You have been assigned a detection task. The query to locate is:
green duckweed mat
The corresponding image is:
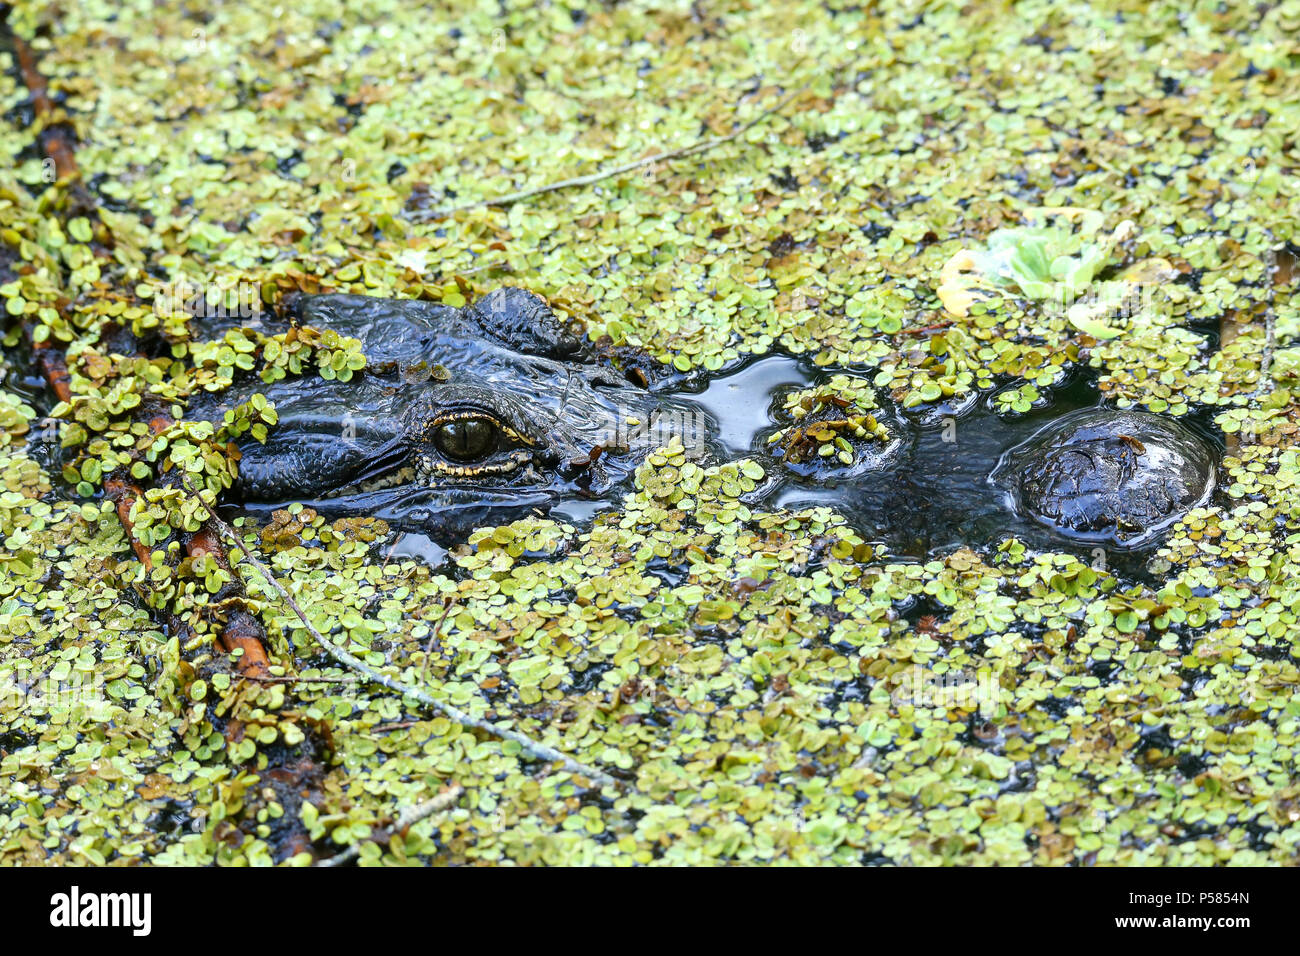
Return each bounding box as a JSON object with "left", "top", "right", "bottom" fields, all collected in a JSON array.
[{"left": 1, "top": 0, "right": 1298, "bottom": 865}]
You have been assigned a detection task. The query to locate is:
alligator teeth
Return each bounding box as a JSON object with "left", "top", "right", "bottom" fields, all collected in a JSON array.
[
  {"left": 415, "top": 448, "right": 533, "bottom": 480},
  {"left": 324, "top": 465, "right": 419, "bottom": 498}
]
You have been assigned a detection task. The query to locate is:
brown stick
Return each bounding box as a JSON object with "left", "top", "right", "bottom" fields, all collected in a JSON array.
[
  {"left": 135, "top": 413, "right": 273, "bottom": 677},
  {"left": 101, "top": 477, "right": 271, "bottom": 677},
  {"left": 8, "top": 21, "right": 271, "bottom": 679},
  {"left": 418, "top": 597, "right": 455, "bottom": 688},
  {"left": 32, "top": 340, "right": 72, "bottom": 402},
  {"left": 186, "top": 525, "right": 273, "bottom": 678},
  {"left": 102, "top": 478, "right": 154, "bottom": 568},
  {"left": 11, "top": 30, "right": 79, "bottom": 182}
]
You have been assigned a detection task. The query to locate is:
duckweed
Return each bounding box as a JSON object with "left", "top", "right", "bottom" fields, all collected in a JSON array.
[{"left": 0, "top": 0, "right": 1296, "bottom": 866}]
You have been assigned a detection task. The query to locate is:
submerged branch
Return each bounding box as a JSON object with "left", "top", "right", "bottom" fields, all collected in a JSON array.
[
  {"left": 8, "top": 25, "right": 272, "bottom": 679},
  {"left": 188, "top": 485, "right": 623, "bottom": 790},
  {"left": 315, "top": 785, "right": 464, "bottom": 867},
  {"left": 10, "top": 29, "right": 79, "bottom": 182}
]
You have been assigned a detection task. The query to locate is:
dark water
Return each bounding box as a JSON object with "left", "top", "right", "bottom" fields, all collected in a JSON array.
[
  {"left": 384, "top": 531, "right": 450, "bottom": 567},
  {"left": 685, "top": 354, "right": 809, "bottom": 458}
]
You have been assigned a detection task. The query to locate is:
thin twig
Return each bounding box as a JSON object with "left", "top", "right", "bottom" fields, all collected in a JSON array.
[
  {"left": 413, "top": 78, "right": 814, "bottom": 221},
  {"left": 1107, "top": 701, "right": 1175, "bottom": 723},
  {"left": 238, "top": 673, "right": 360, "bottom": 685},
  {"left": 1254, "top": 305, "right": 1276, "bottom": 398},
  {"left": 183, "top": 482, "right": 620, "bottom": 789},
  {"left": 316, "top": 785, "right": 464, "bottom": 867},
  {"left": 378, "top": 531, "right": 406, "bottom": 571},
  {"left": 372, "top": 720, "right": 423, "bottom": 732},
  {"left": 420, "top": 596, "right": 455, "bottom": 688},
  {"left": 454, "top": 259, "right": 510, "bottom": 277},
  {"left": 1247, "top": 243, "right": 1282, "bottom": 398}
]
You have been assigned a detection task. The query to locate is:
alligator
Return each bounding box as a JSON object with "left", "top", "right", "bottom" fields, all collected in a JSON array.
[
  {"left": 183, "top": 288, "right": 1217, "bottom": 552},
  {"left": 187, "top": 287, "right": 711, "bottom": 535}
]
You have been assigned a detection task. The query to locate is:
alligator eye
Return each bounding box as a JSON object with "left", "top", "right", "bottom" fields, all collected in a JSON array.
[{"left": 434, "top": 418, "right": 496, "bottom": 461}]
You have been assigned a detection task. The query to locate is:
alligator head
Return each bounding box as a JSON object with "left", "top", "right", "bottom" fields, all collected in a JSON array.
[{"left": 188, "top": 288, "right": 711, "bottom": 534}]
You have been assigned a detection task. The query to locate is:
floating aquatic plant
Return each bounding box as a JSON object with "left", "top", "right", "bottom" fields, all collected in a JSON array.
[
  {"left": 937, "top": 208, "right": 1161, "bottom": 339},
  {"left": 768, "top": 375, "right": 895, "bottom": 472}
]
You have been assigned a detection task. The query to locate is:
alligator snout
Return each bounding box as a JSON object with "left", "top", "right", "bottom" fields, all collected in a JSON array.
[{"left": 990, "top": 408, "right": 1217, "bottom": 547}]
